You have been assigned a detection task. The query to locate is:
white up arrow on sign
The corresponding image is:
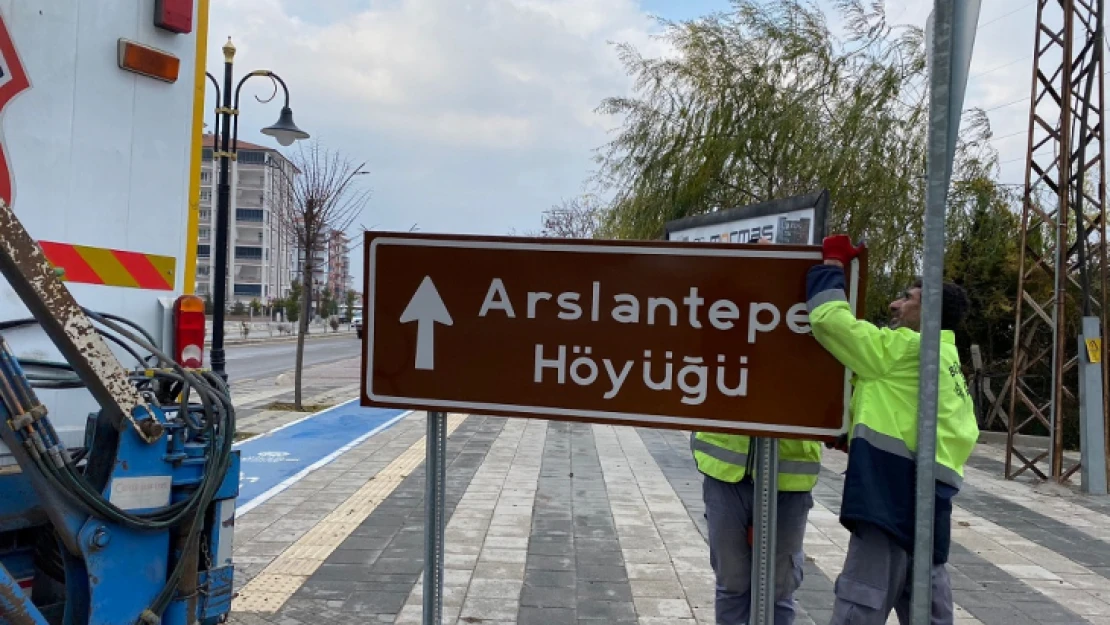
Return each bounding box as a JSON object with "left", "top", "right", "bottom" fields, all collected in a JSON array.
[{"left": 399, "top": 276, "right": 453, "bottom": 370}]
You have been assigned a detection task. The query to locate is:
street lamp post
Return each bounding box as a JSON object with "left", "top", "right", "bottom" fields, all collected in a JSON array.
[{"left": 206, "top": 37, "right": 309, "bottom": 380}]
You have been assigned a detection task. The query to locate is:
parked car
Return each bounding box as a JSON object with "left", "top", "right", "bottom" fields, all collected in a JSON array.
[{"left": 353, "top": 315, "right": 363, "bottom": 339}]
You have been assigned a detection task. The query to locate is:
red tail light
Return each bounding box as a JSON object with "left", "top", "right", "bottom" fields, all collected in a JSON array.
[{"left": 174, "top": 294, "right": 206, "bottom": 368}]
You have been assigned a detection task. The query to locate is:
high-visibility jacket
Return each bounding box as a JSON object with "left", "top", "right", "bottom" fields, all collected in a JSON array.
[
  {"left": 691, "top": 433, "right": 823, "bottom": 492},
  {"left": 805, "top": 264, "right": 979, "bottom": 564}
]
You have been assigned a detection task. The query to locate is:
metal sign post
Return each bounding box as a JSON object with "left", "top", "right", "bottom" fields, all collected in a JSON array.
[
  {"left": 749, "top": 438, "right": 779, "bottom": 624},
  {"left": 422, "top": 411, "right": 448, "bottom": 625},
  {"left": 916, "top": 2, "right": 980, "bottom": 623}
]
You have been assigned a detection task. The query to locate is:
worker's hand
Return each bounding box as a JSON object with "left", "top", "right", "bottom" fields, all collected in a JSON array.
[
  {"left": 822, "top": 235, "right": 864, "bottom": 267},
  {"left": 824, "top": 434, "right": 849, "bottom": 453}
]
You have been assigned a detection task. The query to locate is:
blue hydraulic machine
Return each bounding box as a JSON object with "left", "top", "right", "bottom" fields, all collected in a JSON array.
[{"left": 0, "top": 196, "right": 240, "bottom": 624}]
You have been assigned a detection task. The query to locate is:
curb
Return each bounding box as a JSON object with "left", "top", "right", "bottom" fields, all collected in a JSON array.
[{"left": 205, "top": 331, "right": 358, "bottom": 348}]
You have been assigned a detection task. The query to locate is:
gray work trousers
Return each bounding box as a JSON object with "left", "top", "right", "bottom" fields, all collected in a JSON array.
[
  {"left": 830, "top": 522, "right": 953, "bottom": 625},
  {"left": 703, "top": 475, "right": 813, "bottom": 625}
]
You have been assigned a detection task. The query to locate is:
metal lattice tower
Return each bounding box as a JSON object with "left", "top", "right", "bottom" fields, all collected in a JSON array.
[{"left": 1005, "top": 0, "right": 1108, "bottom": 482}]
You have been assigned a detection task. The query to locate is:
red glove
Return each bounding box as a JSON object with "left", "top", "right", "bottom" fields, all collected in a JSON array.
[{"left": 822, "top": 235, "right": 864, "bottom": 266}]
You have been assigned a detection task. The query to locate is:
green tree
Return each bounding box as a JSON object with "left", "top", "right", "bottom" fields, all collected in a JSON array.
[
  {"left": 204, "top": 292, "right": 213, "bottom": 315},
  {"left": 286, "top": 280, "right": 302, "bottom": 323},
  {"left": 249, "top": 298, "right": 262, "bottom": 316},
  {"left": 345, "top": 290, "right": 358, "bottom": 319},
  {"left": 231, "top": 301, "right": 246, "bottom": 316},
  {"left": 943, "top": 178, "right": 1021, "bottom": 366},
  {"left": 591, "top": 0, "right": 1006, "bottom": 319},
  {"left": 320, "top": 287, "right": 334, "bottom": 319}
]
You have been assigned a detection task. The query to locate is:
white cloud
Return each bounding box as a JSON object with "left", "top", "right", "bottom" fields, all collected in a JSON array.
[
  {"left": 211, "top": 0, "right": 666, "bottom": 152},
  {"left": 208, "top": 0, "right": 672, "bottom": 285}
]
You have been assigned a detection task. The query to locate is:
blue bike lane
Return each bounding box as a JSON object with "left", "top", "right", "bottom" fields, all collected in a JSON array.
[{"left": 233, "top": 400, "right": 409, "bottom": 516}]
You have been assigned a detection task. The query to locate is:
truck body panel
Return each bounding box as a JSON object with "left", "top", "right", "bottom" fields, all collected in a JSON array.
[{"left": 0, "top": 0, "right": 200, "bottom": 464}]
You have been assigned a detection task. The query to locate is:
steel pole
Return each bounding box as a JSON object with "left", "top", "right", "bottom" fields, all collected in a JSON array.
[
  {"left": 423, "top": 412, "right": 447, "bottom": 625},
  {"left": 750, "top": 438, "right": 778, "bottom": 625},
  {"left": 210, "top": 44, "right": 235, "bottom": 381},
  {"left": 913, "top": 2, "right": 954, "bottom": 622}
]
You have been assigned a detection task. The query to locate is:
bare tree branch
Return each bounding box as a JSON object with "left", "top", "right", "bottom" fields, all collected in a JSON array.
[
  {"left": 270, "top": 137, "right": 372, "bottom": 408},
  {"left": 529, "top": 195, "right": 605, "bottom": 239}
]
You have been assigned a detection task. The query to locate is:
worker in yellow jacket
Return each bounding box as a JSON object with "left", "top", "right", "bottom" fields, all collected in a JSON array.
[
  {"left": 807, "top": 235, "right": 979, "bottom": 625},
  {"left": 691, "top": 234, "right": 825, "bottom": 625},
  {"left": 691, "top": 433, "right": 823, "bottom": 624}
]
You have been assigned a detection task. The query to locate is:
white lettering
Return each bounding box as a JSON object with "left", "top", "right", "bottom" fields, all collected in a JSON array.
[
  {"left": 716, "top": 354, "right": 748, "bottom": 397},
  {"left": 786, "top": 303, "right": 810, "bottom": 334},
  {"left": 684, "top": 288, "right": 704, "bottom": 329},
  {"left": 647, "top": 297, "right": 678, "bottom": 326},
  {"left": 557, "top": 292, "right": 582, "bottom": 320},
  {"left": 534, "top": 344, "right": 566, "bottom": 383},
  {"left": 708, "top": 300, "right": 740, "bottom": 330},
  {"left": 612, "top": 294, "right": 639, "bottom": 324},
  {"left": 527, "top": 291, "right": 552, "bottom": 318},
  {"left": 480, "top": 278, "right": 515, "bottom": 318},
  {"left": 677, "top": 356, "right": 708, "bottom": 405},
  {"left": 602, "top": 359, "right": 633, "bottom": 399},
  {"left": 747, "top": 302, "right": 781, "bottom": 343},
  {"left": 570, "top": 346, "right": 599, "bottom": 385},
  {"left": 534, "top": 347, "right": 754, "bottom": 404},
  {"left": 643, "top": 350, "right": 674, "bottom": 390},
  {"left": 591, "top": 281, "right": 601, "bottom": 321}
]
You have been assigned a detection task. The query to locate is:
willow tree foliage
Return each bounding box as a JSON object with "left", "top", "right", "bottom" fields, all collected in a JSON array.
[{"left": 591, "top": 0, "right": 1010, "bottom": 317}]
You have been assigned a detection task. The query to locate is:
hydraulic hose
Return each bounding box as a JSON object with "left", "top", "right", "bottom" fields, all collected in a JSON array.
[{"left": 0, "top": 309, "right": 236, "bottom": 624}]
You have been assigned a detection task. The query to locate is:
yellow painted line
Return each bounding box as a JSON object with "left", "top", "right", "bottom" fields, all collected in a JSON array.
[
  {"left": 183, "top": 0, "right": 210, "bottom": 295},
  {"left": 232, "top": 414, "right": 468, "bottom": 614}
]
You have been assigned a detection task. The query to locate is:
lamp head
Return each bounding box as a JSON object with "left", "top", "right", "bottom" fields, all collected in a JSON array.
[{"left": 261, "top": 107, "right": 310, "bottom": 147}]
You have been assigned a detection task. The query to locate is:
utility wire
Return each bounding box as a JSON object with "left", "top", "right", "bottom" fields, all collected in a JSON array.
[{"left": 977, "top": 1, "right": 1036, "bottom": 30}]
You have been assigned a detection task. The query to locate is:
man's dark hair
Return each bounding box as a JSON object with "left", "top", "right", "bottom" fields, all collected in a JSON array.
[{"left": 912, "top": 278, "right": 970, "bottom": 332}]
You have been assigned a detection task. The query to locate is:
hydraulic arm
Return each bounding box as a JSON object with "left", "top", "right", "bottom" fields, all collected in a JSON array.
[{"left": 0, "top": 196, "right": 240, "bottom": 625}]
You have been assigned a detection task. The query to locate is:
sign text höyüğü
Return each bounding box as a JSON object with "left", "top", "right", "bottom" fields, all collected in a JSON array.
[{"left": 477, "top": 278, "right": 812, "bottom": 405}]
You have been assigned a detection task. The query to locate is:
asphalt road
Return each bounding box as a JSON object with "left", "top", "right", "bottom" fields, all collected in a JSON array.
[{"left": 211, "top": 336, "right": 363, "bottom": 383}]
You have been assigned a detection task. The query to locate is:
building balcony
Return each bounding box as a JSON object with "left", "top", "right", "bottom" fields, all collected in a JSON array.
[
  {"left": 238, "top": 173, "right": 265, "bottom": 189},
  {"left": 236, "top": 208, "right": 265, "bottom": 223},
  {"left": 233, "top": 283, "right": 263, "bottom": 297},
  {"left": 234, "top": 246, "right": 264, "bottom": 264}
]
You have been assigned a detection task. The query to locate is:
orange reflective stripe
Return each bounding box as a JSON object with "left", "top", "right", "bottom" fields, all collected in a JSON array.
[{"left": 38, "top": 241, "right": 176, "bottom": 291}]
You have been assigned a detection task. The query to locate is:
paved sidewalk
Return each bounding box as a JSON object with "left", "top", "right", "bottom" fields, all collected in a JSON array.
[{"left": 227, "top": 415, "right": 1110, "bottom": 625}]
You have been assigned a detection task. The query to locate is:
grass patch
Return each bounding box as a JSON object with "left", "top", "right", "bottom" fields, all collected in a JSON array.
[
  {"left": 234, "top": 431, "right": 258, "bottom": 442},
  {"left": 262, "top": 401, "right": 335, "bottom": 413}
]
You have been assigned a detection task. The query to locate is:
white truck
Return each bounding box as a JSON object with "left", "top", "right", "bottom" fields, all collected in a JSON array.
[{"left": 0, "top": 0, "right": 207, "bottom": 466}]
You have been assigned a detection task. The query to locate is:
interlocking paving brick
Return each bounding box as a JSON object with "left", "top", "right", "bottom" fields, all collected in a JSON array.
[
  {"left": 816, "top": 464, "right": 1088, "bottom": 624},
  {"left": 514, "top": 421, "right": 640, "bottom": 622},
  {"left": 230, "top": 409, "right": 1110, "bottom": 625},
  {"left": 241, "top": 415, "right": 505, "bottom": 622},
  {"left": 637, "top": 428, "right": 838, "bottom": 619}
]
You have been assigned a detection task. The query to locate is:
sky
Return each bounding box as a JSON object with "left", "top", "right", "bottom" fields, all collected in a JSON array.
[{"left": 206, "top": 0, "right": 1049, "bottom": 288}]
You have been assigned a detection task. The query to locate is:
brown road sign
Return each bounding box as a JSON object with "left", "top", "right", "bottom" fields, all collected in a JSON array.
[{"left": 361, "top": 232, "right": 865, "bottom": 439}]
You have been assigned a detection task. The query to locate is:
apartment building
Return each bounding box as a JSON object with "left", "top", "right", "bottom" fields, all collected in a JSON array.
[
  {"left": 326, "top": 230, "right": 352, "bottom": 300},
  {"left": 196, "top": 135, "right": 298, "bottom": 308}
]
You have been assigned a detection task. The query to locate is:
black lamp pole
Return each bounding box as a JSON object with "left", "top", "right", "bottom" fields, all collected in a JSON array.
[{"left": 205, "top": 37, "right": 309, "bottom": 380}]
